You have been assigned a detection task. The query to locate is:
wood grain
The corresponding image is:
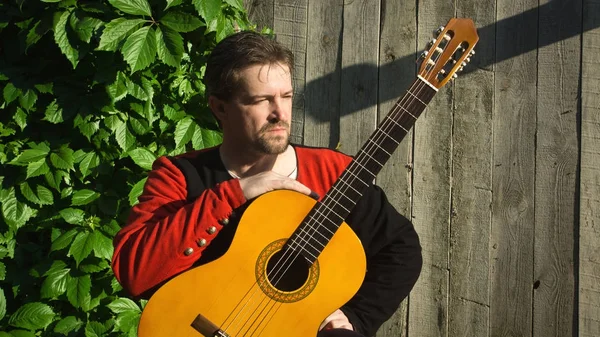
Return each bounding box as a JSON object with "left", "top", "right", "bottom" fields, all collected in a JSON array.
[
  {"left": 244, "top": 0, "right": 274, "bottom": 31},
  {"left": 272, "top": 0, "right": 308, "bottom": 145},
  {"left": 338, "top": 0, "right": 380, "bottom": 156},
  {"left": 375, "top": 0, "right": 417, "bottom": 335},
  {"left": 448, "top": 2, "right": 496, "bottom": 336},
  {"left": 580, "top": 0, "right": 600, "bottom": 334},
  {"left": 533, "top": 0, "right": 580, "bottom": 336},
  {"left": 490, "top": 0, "right": 538, "bottom": 335},
  {"left": 409, "top": 1, "right": 455, "bottom": 336},
  {"left": 303, "top": 0, "right": 343, "bottom": 148}
]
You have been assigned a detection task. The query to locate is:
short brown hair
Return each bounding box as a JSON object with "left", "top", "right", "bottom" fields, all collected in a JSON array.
[{"left": 204, "top": 31, "right": 294, "bottom": 100}]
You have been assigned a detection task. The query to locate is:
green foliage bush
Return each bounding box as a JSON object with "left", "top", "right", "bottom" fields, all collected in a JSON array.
[{"left": 0, "top": 0, "right": 256, "bottom": 335}]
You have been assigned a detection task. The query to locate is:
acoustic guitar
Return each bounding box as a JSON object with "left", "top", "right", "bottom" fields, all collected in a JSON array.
[{"left": 138, "top": 18, "right": 479, "bottom": 337}]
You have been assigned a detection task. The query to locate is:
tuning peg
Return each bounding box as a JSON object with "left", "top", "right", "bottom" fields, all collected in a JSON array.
[
  {"left": 458, "top": 66, "right": 464, "bottom": 72},
  {"left": 452, "top": 73, "right": 458, "bottom": 79},
  {"left": 420, "top": 50, "right": 429, "bottom": 59},
  {"left": 435, "top": 26, "right": 445, "bottom": 34},
  {"left": 429, "top": 38, "right": 437, "bottom": 46},
  {"left": 469, "top": 50, "right": 476, "bottom": 56},
  {"left": 465, "top": 57, "right": 471, "bottom": 63},
  {"left": 461, "top": 61, "right": 467, "bottom": 67},
  {"left": 440, "top": 69, "right": 446, "bottom": 75}
]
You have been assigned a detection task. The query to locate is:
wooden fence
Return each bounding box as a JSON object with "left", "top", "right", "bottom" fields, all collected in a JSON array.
[{"left": 243, "top": 0, "right": 599, "bottom": 336}]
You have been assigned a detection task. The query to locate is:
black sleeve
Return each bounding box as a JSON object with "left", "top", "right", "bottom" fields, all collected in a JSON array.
[{"left": 340, "top": 185, "right": 422, "bottom": 337}]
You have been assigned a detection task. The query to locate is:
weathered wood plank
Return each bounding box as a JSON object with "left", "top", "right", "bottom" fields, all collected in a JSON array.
[
  {"left": 375, "top": 0, "right": 417, "bottom": 335},
  {"left": 409, "top": 1, "right": 455, "bottom": 336},
  {"left": 338, "top": 0, "right": 380, "bottom": 155},
  {"left": 244, "top": 0, "right": 274, "bottom": 31},
  {"left": 490, "top": 0, "right": 538, "bottom": 335},
  {"left": 580, "top": 0, "right": 600, "bottom": 334},
  {"left": 533, "top": 0, "right": 580, "bottom": 336},
  {"left": 303, "top": 0, "right": 343, "bottom": 148},
  {"left": 272, "top": 0, "right": 308, "bottom": 145},
  {"left": 448, "top": 3, "right": 496, "bottom": 337}
]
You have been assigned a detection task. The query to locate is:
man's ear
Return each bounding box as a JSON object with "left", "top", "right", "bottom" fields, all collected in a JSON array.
[{"left": 208, "top": 95, "right": 227, "bottom": 122}]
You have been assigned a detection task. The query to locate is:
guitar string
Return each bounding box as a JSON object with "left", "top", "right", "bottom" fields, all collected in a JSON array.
[
  {"left": 223, "top": 37, "right": 449, "bottom": 336},
  {"left": 231, "top": 78, "right": 431, "bottom": 337},
  {"left": 226, "top": 77, "right": 432, "bottom": 337}
]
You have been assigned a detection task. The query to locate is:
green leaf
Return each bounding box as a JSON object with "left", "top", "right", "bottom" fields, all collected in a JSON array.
[
  {"left": 3, "top": 83, "right": 21, "bottom": 104},
  {"left": 97, "top": 18, "right": 146, "bottom": 51},
  {"left": 54, "top": 316, "right": 84, "bottom": 335},
  {"left": 121, "top": 26, "right": 156, "bottom": 73},
  {"left": 128, "top": 177, "right": 147, "bottom": 206},
  {"left": 79, "top": 152, "right": 100, "bottom": 178},
  {"left": 13, "top": 107, "right": 27, "bottom": 131},
  {"left": 68, "top": 231, "right": 95, "bottom": 266},
  {"left": 115, "top": 123, "right": 136, "bottom": 152},
  {"left": 193, "top": 0, "right": 221, "bottom": 23},
  {"left": 51, "top": 228, "right": 79, "bottom": 252},
  {"left": 44, "top": 100, "right": 64, "bottom": 124},
  {"left": 159, "top": 11, "right": 203, "bottom": 32},
  {"left": 20, "top": 182, "right": 41, "bottom": 204},
  {"left": 0, "top": 288, "right": 5, "bottom": 321},
  {"left": 35, "top": 83, "right": 53, "bottom": 94},
  {"left": 0, "top": 262, "right": 5, "bottom": 280},
  {"left": 165, "top": 0, "right": 183, "bottom": 10},
  {"left": 70, "top": 13, "right": 103, "bottom": 43},
  {"left": 92, "top": 231, "right": 114, "bottom": 260},
  {"left": 225, "top": 0, "right": 244, "bottom": 11},
  {"left": 9, "top": 148, "right": 50, "bottom": 166},
  {"left": 128, "top": 148, "right": 156, "bottom": 170},
  {"left": 5, "top": 331, "right": 36, "bottom": 337},
  {"left": 1, "top": 188, "right": 34, "bottom": 230},
  {"left": 41, "top": 263, "right": 70, "bottom": 299},
  {"left": 163, "top": 105, "right": 186, "bottom": 121},
  {"left": 84, "top": 321, "right": 107, "bottom": 337},
  {"left": 174, "top": 117, "right": 197, "bottom": 148},
  {"left": 50, "top": 147, "right": 75, "bottom": 170},
  {"left": 107, "top": 71, "right": 129, "bottom": 101},
  {"left": 104, "top": 114, "right": 125, "bottom": 133},
  {"left": 114, "top": 311, "right": 140, "bottom": 333},
  {"left": 8, "top": 302, "right": 56, "bottom": 330},
  {"left": 66, "top": 274, "right": 92, "bottom": 309},
  {"left": 155, "top": 26, "right": 183, "bottom": 67},
  {"left": 19, "top": 89, "right": 38, "bottom": 112},
  {"left": 72, "top": 189, "right": 100, "bottom": 206},
  {"left": 59, "top": 208, "right": 85, "bottom": 225},
  {"left": 108, "top": 0, "right": 152, "bottom": 16},
  {"left": 54, "top": 11, "right": 80, "bottom": 68},
  {"left": 108, "top": 297, "right": 140, "bottom": 314},
  {"left": 37, "top": 185, "right": 54, "bottom": 205},
  {"left": 26, "top": 159, "right": 50, "bottom": 179}
]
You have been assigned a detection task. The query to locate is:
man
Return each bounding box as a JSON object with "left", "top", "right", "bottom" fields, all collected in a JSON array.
[{"left": 112, "top": 31, "right": 422, "bottom": 337}]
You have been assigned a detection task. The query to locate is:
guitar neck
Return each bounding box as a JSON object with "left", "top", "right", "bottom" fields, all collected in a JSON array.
[{"left": 291, "top": 76, "right": 438, "bottom": 262}]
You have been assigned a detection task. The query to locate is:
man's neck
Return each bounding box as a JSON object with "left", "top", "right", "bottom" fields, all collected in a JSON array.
[{"left": 219, "top": 142, "right": 296, "bottom": 179}]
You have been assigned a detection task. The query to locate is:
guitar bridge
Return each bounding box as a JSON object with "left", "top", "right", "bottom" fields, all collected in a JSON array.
[{"left": 191, "top": 313, "right": 230, "bottom": 337}]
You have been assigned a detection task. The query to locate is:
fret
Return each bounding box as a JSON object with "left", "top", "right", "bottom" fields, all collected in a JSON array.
[
  {"left": 393, "top": 102, "right": 418, "bottom": 120},
  {"left": 385, "top": 112, "right": 411, "bottom": 132},
  {"left": 340, "top": 169, "right": 369, "bottom": 187},
  {"left": 312, "top": 202, "right": 345, "bottom": 223},
  {"left": 406, "top": 90, "right": 427, "bottom": 106},
  {"left": 288, "top": 234, "right": 323, "bottom": 255},
  {"left": 319, "top": 194, "right": 352, "bottom": 215},
  {"left": 349, "top": 159, "right": 377, "bottom": 180},
  {"left": 298, "top": 222, "right": 331, "bottom": 241},
  {"left": 330, "top": 184, "right": 362, "bottom": 203},
  {"left": 366, "top": 138, "right": 392, "bottom": 156},
  {"left": 286, "top": 244, "right": 317, "bottom": 261},
  {"left": 332, "top": 178, "right": 363, "bottom": 197},
  {"left": 377, "top": 128, "right": 400, "bottom": 145},
  {"left": 357, "top": 148, "right": 384, "bottom": 167},
  {"left": 292, "top": 227, "right": 327, "bottom": 249}
]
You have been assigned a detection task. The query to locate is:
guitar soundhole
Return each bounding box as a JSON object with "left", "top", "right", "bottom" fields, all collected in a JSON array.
[{"left": 265, "top": 249, "right": 309, "bottom": 292}]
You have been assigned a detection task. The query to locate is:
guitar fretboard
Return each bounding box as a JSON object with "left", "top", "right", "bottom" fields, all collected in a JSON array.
[{"left": 288, "top": 77, "right": 438, "bottom": 263}]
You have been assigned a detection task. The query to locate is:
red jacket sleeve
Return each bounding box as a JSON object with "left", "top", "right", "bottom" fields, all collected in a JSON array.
[{"left": 111, "top": 155, "right": 246, "bottom": 298}]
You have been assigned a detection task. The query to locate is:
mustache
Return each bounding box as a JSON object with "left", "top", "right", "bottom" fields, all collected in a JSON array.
[{"left": 259, "top": 121, "right": 290, "bottom": 133}]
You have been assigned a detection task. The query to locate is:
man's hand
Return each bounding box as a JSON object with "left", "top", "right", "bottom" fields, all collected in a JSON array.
[
  {"left": 238, "top": 171, "right": 315, "bottom": 200},
  {"left": 319, "top": 309, "right": 354, "bottom": 331}
]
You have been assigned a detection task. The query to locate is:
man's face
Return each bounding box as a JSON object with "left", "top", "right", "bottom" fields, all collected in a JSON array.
[{"left": 219, "top": 63, "right": 293, "bottom": 155}]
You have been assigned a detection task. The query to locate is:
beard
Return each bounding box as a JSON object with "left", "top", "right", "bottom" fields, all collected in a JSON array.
[{"left": 254, "top": 121, "right": 290, "bottom": 154}]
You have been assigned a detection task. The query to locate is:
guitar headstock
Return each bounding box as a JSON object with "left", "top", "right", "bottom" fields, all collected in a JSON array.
[{"left": 418, "top": 18, "right": 479, "bottom": 89}]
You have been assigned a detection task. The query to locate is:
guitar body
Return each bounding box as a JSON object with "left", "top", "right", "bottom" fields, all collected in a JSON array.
[{"left": 138, "top": 190, "right": 367, "bottom": 337}]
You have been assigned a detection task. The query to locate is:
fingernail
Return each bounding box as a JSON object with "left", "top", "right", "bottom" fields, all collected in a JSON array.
[{"left": 309, "top": 191, "right": 320, "bottom": 200}]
